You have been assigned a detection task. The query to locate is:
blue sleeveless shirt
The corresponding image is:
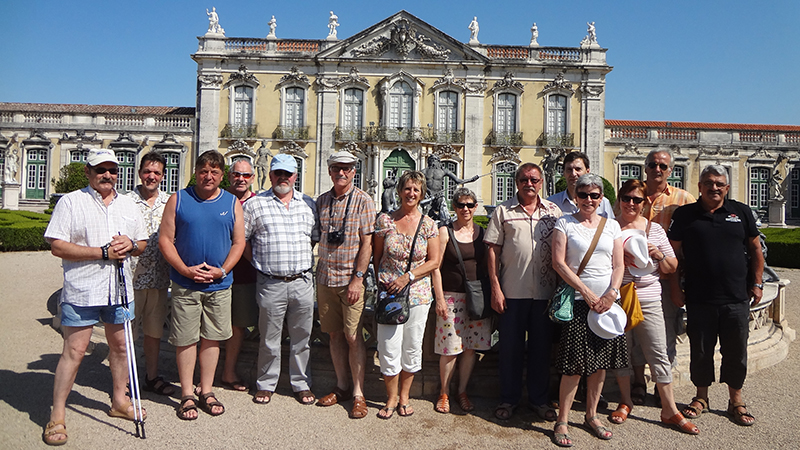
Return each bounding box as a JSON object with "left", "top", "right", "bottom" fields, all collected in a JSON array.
[{"left": 170, "top": 187, "right": 236, "bottom": 292}]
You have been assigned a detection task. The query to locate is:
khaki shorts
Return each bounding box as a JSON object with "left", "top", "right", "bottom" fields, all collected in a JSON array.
[
  {"left": 231, "top": 283, "right": 258, "bottom": 328},
  {"left": 317, "top": 284, "right": 364, "bottom": 336},
  {"left": 168, "top": 284, "right": 232, "bottom": 347},
  {"left": 133, "top": 288, "right": 170, "bottom": 339}
]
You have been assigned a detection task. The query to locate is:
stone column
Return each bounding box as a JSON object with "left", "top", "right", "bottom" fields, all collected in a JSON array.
[
  {"left": 580, "top": 83, "right": 606, "bottom": 177},
  {"left": 316, "top": 85, "right": 339, "bottom": 196},
  {"left": 197, "top": 73, "right": 223, "bottom": 158},
  {"left": 464, "top": 81, "right": 487, "bottom": 205}
]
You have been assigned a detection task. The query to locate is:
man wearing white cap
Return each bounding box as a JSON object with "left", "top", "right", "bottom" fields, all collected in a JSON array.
[
  {"left": 244, "top": 153, "right": 320, "bottom": 406},
  {"left": 43, "top": 148, "right": 148, "bottom": 445},
  {"left": 315, "top": 151, "right": 376, "bottom": 418}
]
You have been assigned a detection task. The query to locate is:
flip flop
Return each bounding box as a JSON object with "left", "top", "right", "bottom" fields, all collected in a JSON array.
[
  {"left": 398, "top": 404, "right": 414, "bottom": 417},
  {"left": 377, "top": 406, "right": 396, "bottom": 420}
]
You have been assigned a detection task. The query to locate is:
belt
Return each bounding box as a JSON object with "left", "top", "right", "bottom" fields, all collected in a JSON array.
[{"left": 258, "top": 269, "right": 310, "bottom": 282}]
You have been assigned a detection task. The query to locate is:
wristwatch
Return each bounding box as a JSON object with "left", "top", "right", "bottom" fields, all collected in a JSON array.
[
  {"left": 753, "top": 283, "right": 764, "bottom": 290},
  {"left": 355, "top": 271, "right": 364, "bottom": 278},
  {"left": 407, "top": 271, "right": 415, "bottom": 281},
  {"left": 101, "top": 243, "right": 111, "bottom": 260},
  {"left": 129, "top": 239, "right": 139, "bottom": 254},
  {"left": 220, "top": 267, "right": 228, "bottom": 279}
]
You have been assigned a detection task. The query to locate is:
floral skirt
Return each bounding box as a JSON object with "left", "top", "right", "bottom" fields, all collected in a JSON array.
[{"left": 434, "top": 291, "right": 492, "bottom": 355}]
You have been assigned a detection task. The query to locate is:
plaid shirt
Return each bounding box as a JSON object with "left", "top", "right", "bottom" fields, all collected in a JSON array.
[
  {"left": 243, "top": 189, "right": 319, "bottom": 277},
  {"left": 644, "top": 184, "right": 696, "bottom": 231},
  {"left": 126, "top": 186, "right": 171, "bottom": 290},
  {"left": 45, "top": 186, "right": 147, "bottom": 307},
  {"left": 316, "top": 186, "right": 376, "bottom": 287}
]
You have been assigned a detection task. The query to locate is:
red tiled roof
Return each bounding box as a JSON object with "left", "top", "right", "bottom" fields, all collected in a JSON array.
[
  {"left": 606, "top": 119, "right": 800, "bottom": 132},
  {"left": 0, "top": 102, "right": 195, "bottom": 116}
]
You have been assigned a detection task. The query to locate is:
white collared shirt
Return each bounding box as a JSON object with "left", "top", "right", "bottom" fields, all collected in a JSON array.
[{"left": 45, "top": 186, "right": 147, "bottom": 307}]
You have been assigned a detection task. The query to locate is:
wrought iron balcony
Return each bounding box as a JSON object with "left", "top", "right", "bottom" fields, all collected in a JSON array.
[
  {"left": 369, "top": 126, "right": 424, "bottom": 143},
  {"left": 274, "top": 125, "right": 310, "bottom": 140},
  {"left": 423, "top": 129, "right": 465, "bottom": 144},
  {"left": 489, "top": 130, "right": 524, "bottom": 146},
  {"left": 220, "top": 123, "right": 258, "bottom": 138},
  {"left": 335, "top": 127, "right": 367, "bottom": 142},
  {"left": 538, "top": 133, "right": 574, "bottom": 147}
]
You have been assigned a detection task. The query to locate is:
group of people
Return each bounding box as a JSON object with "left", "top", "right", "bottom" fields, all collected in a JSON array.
[{"left": 42, "top": 146, "right": 763, "bottom": 447}]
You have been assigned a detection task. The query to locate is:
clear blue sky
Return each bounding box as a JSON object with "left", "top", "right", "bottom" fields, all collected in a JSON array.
[{"left": 2, "top": 0, "right": 798, "bottom": 125}]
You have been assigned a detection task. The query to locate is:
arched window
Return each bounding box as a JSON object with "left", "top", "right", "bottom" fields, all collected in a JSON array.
[
  {"left": 389, "top": 81, "right": 413, "bottom": 129},
  {"left": 495, "top": 161, "right": 518, "bottom": 204}
]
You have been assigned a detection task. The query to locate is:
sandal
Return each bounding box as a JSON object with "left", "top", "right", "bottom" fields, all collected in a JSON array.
[
  {"left": 661, "top": 412, "right": 699, "bottom": 435},
  {"left": 584, "top": 415, "right": 613, "bottom": 440},
  {"left": 377, "top": 406, "right": 396, "bottom": 420},
  {"left": 682, "top": 397, "right": 709, "bottom": 419},
  {"left": 253, "top": 390, "right": 273, "bottom": 405},
  {"left": 144, "top": 375, "right": 175, "bottom": 396},
  {"left": 295, "top": 390, "right": 315, "bottom": 405},
  {"left": 610, "top": 403, "right": 632, "bottom": 424},
  {"left": 350, "top": 395, "right": 368, "bottom": 419},
  {"left": 727, "top": 400, "right": 755, "bottom": 426},
  {"left": 43, "top": 420, "right": 68, "bottom": 446},
  {"left": 494, "top": 402, "right": 516, "bottom": 420},
  {"left": 531, "top": 403, "right": 557, "bottom": 422},
  {"left": 457, "top": 392, "right": 474, "bottom": 412},
  {"left": 220, "top": 379, "right": 248, "bottom": 392},
  {"left": 398, "top": 404, "right": 414, "bottom": 417},
  {"left": 317, "top": 386, "right": 352, "bottom": 406},
  {"left": 107, "top": 401, "right": 146, "bottom": 421},
  {"left": 176, "top": 396, "right": 198, "bottom": 421},
  {"left": 198, "top": 391, "right": 225, "bottom": 416},
  {"left": 435, "top": 394, "right": 450, "bottom": 413},
  {"left": 552, "top": 421, "right": 573, "bottom": 448},
  {"left": 631, "top": 382, "right": 647, "bottom": 406}
]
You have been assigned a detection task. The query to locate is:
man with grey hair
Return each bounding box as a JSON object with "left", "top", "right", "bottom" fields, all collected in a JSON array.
[
  {"left": 315, "top": 151, "right": 375, "bottom": 418},
  {"left": 485, "top": 162, "right": 562, "bottom": 421},
  {"left": 668, "top": 165, "right": 763, "bottom": 427}
]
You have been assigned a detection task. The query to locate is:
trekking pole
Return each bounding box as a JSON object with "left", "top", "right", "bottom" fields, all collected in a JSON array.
[{"left": 116, "top": 256, "right": 146, "bottom": 439}]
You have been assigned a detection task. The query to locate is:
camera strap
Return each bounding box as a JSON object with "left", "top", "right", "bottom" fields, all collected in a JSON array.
[{"left": 328, "top": 188, "right": 354, "bottom": 233}]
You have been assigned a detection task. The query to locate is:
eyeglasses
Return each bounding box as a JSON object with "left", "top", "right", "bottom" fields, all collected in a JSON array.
[
  {"left": 92, "top": 167, "right": 119, "bottom": 175},
  {"left": 620, "top": 195, "right": 645, "bottom": 204},
  {"left": 231, "top": 171, "right": 253, "bottom": 179},
  {"left": 701, "top": 180, "right": 728, "bottom": 189},
  {"left": 454, "top": 201, "right": 477, "bottom": 209},
  {"left": 329, "top": 165, "right": 354, "bottom": 173},
  {"left": 647, "top": 162, "right": 670, "bottom": 171},
  {"left": 517, "top": 177, "right": 542, "bottom": 184},
  {"left": 576, "top": 191, "right": 602, "bottom": 200}
]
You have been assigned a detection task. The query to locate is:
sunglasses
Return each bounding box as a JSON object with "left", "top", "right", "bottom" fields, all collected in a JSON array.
[
  {"left": 576, "top": 191, "right": 602, "bottom": 200},
  {"left": 272, "top": 170, "right": 293, "bottom": 178},
  {"left": 647, "top": 162, "right": 669, "bottom": 171},
  {"left": 231, "top": 171, "right": 253, "bottom": 179},
  {"left": 92, "top": 167, "right": 119, "bottom": 175},
  {"left": 517, "top": 177, "right": 542, "bottom": 184},
  {"left": 454, "top": 201, "right": 477, "bottom": 209},
  {"left": 620, "top": 195, "right": 645, "bottom": 204},
  {"left": 329, "top": 165, "right": 354, "bottom": 173}
]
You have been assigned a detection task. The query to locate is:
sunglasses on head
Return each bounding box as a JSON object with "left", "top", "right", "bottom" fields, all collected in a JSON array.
[
  {"left": 620, "top": 195, "right": 645, "bottom": 204},
  {"left": 647, "top": 162, "right": 669, "bottom": 171},
  {"left": 92, "top": 167, "right": 119, "bottom": 175},
  {"left": 454, "top": 201, "right": 477, "bottom": 209},
  {"left": 231, "top": 171, "right": 253, "bottom": 179},
  {"left": 576, "top": 191, "right": 602, "bottom": 200}
]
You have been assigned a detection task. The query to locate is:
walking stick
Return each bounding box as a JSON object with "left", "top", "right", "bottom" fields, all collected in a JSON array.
[{"left": 116, "top": 257, "right": 146, "bottom": 439}]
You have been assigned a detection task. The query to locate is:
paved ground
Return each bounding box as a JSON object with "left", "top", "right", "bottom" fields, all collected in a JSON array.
[{"left": 1, "top": 250, "right": 798, "bottom": 449}]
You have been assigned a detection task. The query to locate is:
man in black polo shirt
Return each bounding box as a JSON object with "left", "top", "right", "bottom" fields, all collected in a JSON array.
[{"left": 668, "top": 164, "right": 763, "bottom": 427}]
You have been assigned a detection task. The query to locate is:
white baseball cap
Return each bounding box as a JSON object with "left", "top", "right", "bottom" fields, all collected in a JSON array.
[{"left": 87, "top": 148, "right": 119, "bottom": 166}]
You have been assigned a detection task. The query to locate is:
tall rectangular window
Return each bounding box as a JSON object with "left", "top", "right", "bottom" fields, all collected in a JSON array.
[
  {"left": 442, "top": 160, "right": 458, "bottom": 209},
  {"left": 547, "top": 94, "right": 567, "bottom": 136},
  {"left": 160, "top": 152, "right": 180, "bottom": 193},
  {"left": 668, "top": 166, "right": 685, "bottom": 189},
  {"left": 343, "top": 88, "right": 363, "bottom": 130},
  {"left": 116, "top": 151, "right": 136, "bottom": 192},
  {"left": 293, "top": 156, "right": 303, "bottom": 192},
  {"left": 495, "top": 162, "right": 517, "bottom": 204},
  {"left": 496, "top": 94, "right": 517, "bottom": 133},
  {"left": 620, "top": 164, "right": 642, "bottom": 183},
  {"left": 749, "top": 167, "right": 770, "bottom": 210},
  {"left": 389, "top": 82, "right": 412, "bottom": 128},
  {"left": 437, "top": 91, "right": 458, "bottom": 132},
  {"left": 285, "top": 87, "right": 304, "bottom": 129},
  {"left": 234, "top": 86, "right": 253, "bottom": 126}
]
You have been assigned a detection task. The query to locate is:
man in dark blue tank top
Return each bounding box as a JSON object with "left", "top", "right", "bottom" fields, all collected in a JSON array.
[{"left": 159, "top": 150, "right": 245, "bottom": 420}]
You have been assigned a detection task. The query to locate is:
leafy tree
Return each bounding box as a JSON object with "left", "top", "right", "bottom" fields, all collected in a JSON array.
[
  {"left": 53, "top": 162, "right": 89, "bottom": 193},
  {"left": 186, "top": 165, "right": 231, "bottom": 190}
]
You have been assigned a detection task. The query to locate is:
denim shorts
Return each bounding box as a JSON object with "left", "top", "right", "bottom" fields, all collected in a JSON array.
[{"left": 60, "top": 302, "right": 134, "bottom": 327}]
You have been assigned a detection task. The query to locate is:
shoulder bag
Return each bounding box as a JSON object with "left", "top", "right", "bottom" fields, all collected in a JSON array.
[
  {"left": 447, "top": 226, "right": 492, "bottom": 320},
  {"left": 548, "top": 217, "right": 607, "bottom": 323},
  {"left": 375, "top": 216, "right": 425, "bottom": 325}
]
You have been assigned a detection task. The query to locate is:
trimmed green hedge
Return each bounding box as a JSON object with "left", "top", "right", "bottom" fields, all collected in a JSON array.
[
  {"left": 762, "top": 227, "right": 800, "bottom": 269},
  {"left": 0, "top": 210, "right": 51, "bottom": 251}
]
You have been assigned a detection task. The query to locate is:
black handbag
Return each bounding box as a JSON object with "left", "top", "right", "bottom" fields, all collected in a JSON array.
[
  {"left": 375, "top": 216, "right": 425, "bottom": 325},
  {"left": 447, "top": 226, "right": 492, "bottom": 320}
]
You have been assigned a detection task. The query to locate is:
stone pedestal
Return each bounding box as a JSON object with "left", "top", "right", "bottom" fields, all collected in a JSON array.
[
  {"left": 769, "top": 199, "right": 786, "bottom": 226},
  {"left": 2, "top": 182, "right": 20, "bottom": 210}
]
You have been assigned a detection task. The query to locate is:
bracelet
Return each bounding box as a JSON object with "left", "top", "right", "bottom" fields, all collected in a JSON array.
[
  {"left": 609, "top": 287, "right": 620, "bottom": 298},
  {"left": 128, "top": 239, "right": 139, "bottom": 254},
  {"left": 407, "top": 271, "right": 415, "bottom": 281},
  {"left": 101, "top": 243, "right": 110, "bottom": 260},
  {"left": 654, "top": 253, "right": 665, "bottom": 262},
  {"left": 220, "top": 267, "right": 228, "bottom": 279}
]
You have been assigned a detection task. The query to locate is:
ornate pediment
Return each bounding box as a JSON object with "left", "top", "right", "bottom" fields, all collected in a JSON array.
[
  {"left": 349, "top": 18, "right": 450, "bottom": 60},
  {"left": 488, "top": 146, "right": 521, "bottom": 164},
  {"left": 432, "top": 144, "right": 462, "bottom": 163},
  {"left": 747, "top": 147, "right": 775, "bottom": 163},
  {"left": 279, "top": 141, "right": 308, "bottom": 159},
  {"left": 108, "top": 132, "right": 142, "bottom": 151},
  {"left": 698, "top": 147, "right": 739, "bottom": 157},
  {"left": 277, "top": 66, "right": 310, "bottom": 88},
  {"left": 315, "top": 67, "right": 370, "bottom": 90},
  {"left": 226, "top": 65, "right": 259, "bottom": 87},
  {"left": 227, "top": 139, "right": 254, "bottom": 156},
  {"left": 198, "top": 74, "right": 223, "bottom": 88},
  {"left": 341, "top": 141, "right": 366, "bottom": 158},
  {"left": 491, "top": 72, "right": 524, "bottom": 93},
  {"left": 152, "top": 133, "right": 186, "bottom": 152},
  {"left": 542, "top": 72, "right": 574, "bottom": 94},
  {"left": 60, "top": 129, "right": 100, "bottom": 143}
]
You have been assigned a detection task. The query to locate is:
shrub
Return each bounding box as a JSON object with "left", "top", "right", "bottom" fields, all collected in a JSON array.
[
  {"left": 554, "top": 176, "right": 616, "bottom": 204},
  {"left": 0, "top": 210, "right": 51, "bottom": 251},
  {"left": 761, "top": 227, "right": 800, "bottom": 269},
  {"left": 473, "top": 215, "right": 489, "bottom": 229},
  {"left": 53, "top": 162, "right": 89, "bottom": 193}
]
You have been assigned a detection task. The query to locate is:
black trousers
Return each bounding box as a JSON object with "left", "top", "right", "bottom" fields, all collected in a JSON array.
[{"left": 685, "top": 300, "right": 750, "bottom": 390}]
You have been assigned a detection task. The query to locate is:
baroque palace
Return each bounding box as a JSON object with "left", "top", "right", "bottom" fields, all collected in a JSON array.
[{"left": 2, "top": 10, "right": 799, "bottom": 223}]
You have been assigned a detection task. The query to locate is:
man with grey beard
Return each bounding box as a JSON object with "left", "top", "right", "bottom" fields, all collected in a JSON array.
[{"left": 243, "top": 154, "right": 320, "bottom": 405}]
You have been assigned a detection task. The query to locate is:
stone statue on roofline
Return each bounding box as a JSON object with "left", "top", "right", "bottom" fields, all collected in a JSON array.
[
  {"left": 267, "top": 15, "right": 277, "bottom": 39},
  {"left": 468, "top": 17, "right": 479, "bottom": 44},
  {"left": 327, "top": 11, "right": 339, "bottom": 40},
  {"left": 530, "top": 23, "right": 539, "bottom": 47},
  {"left": 206, "top": 7, "right": 224, "bottom": 35}
]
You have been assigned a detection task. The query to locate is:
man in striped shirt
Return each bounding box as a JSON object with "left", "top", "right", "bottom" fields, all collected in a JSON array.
[{"left": 244, "top": 154, "right": 320, "bottom": 406}]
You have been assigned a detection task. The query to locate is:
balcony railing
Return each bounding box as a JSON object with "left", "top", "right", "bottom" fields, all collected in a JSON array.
[
  {"left": 335, "top": 127, "right": 367, "bottom": 141},
  {"left": 610, "top": 127, "right": 647, "bottom": 139},
  {"left": 539, "top": 133, "right": 574, "bottom": 147},
  {"left": 274, "top": 125, "right": 310, "bottom": 140},
  {"left": 423, "top": 129, "right": 465, "bottom": 144},
  {"left": 221, "top": 123, "right": 258, "bottom": 138},
  {"left": 489, "top": 130, "right": 524, "bottom": 146},
  {"left": 376, "top": 127, "right": 424, "bottom": 142}
]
